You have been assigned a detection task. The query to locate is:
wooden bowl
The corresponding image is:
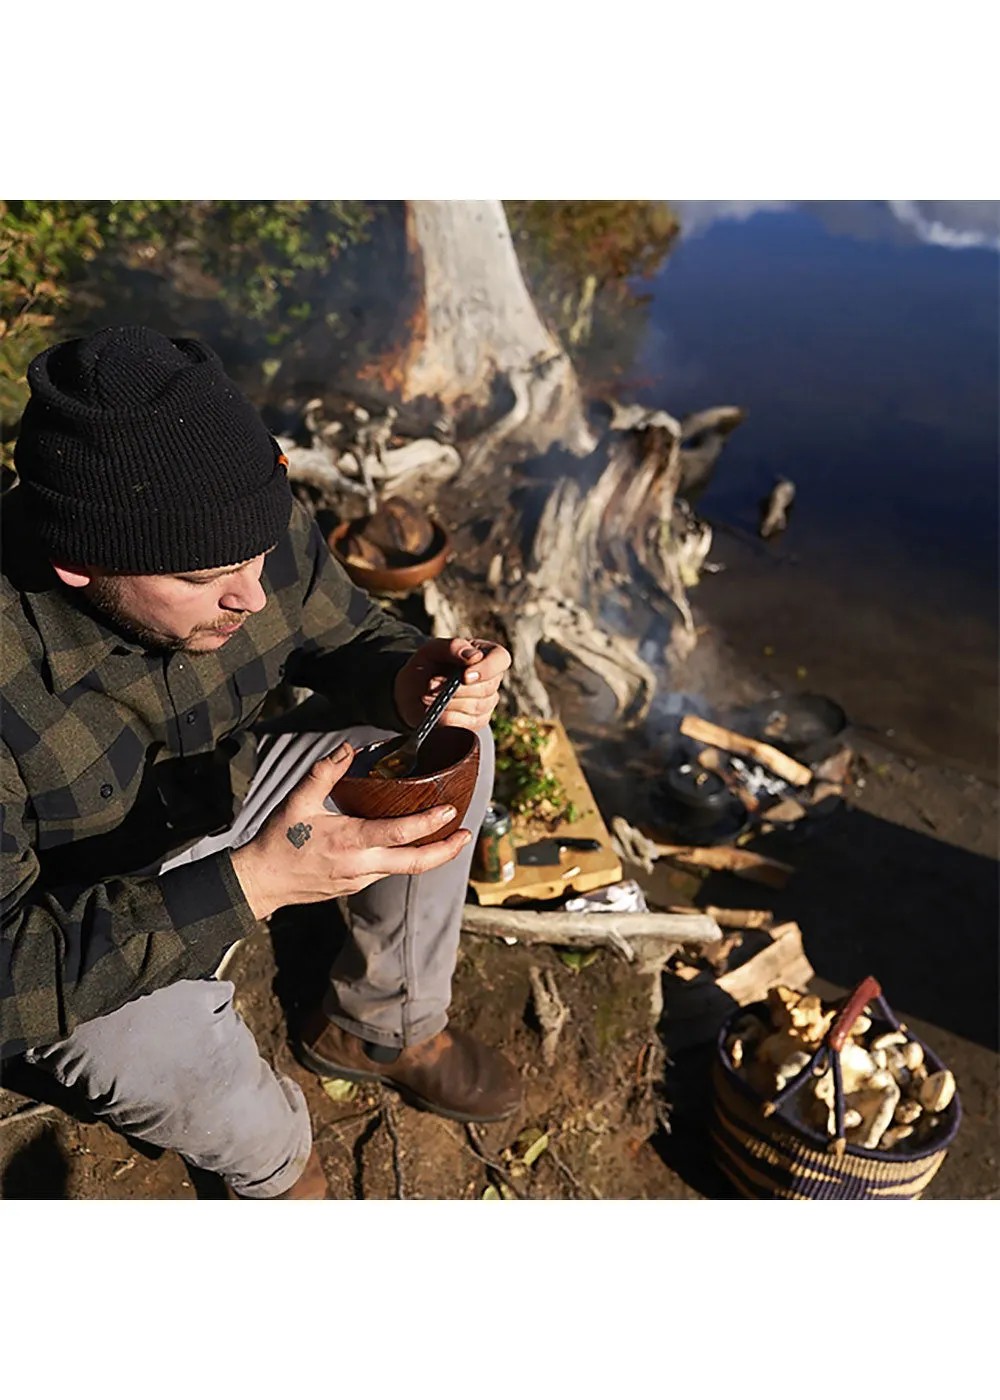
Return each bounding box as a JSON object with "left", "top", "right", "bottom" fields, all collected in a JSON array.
[
  {"left": 332, "top": 728, "right": 480, "bottom": 845},
  {"left": 328, "top": 519, "right": 451, "bottom": 594}
]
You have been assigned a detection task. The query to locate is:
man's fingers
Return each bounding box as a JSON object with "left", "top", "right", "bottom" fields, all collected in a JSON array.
[
  {"left": 354, "top": 804, "right": 459, "bottom": 850},
  {"left": 422, "top": 677, "right": 497, "bottom": 702},
  {"left": 367, "top": 829, "right": 474, "bottom": 877},
  {"left": 460, "top": 641, "right": 510, "bottom": 685},
  {"left": 293, "top": 741, "right": 354, "bottom": 808},
  {"left": 438, "top": 696, "right": 498, "bottom": 723}
]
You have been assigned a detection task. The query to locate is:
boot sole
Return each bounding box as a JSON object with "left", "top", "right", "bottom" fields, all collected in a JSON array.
[{"left": 296, "top": 1040, "right": 519, "bottom": 1124}]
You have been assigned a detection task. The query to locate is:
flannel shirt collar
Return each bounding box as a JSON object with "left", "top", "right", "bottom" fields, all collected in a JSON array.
[{"left": 27, "top": 581, "right": 146, "bottom": 694}]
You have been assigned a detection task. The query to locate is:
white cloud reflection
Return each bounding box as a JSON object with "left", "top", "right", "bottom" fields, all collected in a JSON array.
[{"left": 673, "top": 200, "right": 1000, "bottom": 252}]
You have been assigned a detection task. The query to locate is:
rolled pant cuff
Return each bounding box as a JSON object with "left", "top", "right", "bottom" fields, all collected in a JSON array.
[
  {"left": 320, "top": 992, "right": 448, "bottom": 1051},
  {"left": 235, "top": 1139, "right": 314, "bottom": 1199}
]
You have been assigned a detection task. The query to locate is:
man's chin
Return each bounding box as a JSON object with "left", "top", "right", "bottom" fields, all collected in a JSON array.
[
  {"left": 182, "top": 622, "right": 245, "bottom": 652},
  {"left": 183, "top": 631, "right": 236, "bottom": 653}
]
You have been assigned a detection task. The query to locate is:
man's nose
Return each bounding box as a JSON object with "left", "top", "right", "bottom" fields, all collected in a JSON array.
[{"left": 220, "top": 567, "right": 267, "bottom": 614}]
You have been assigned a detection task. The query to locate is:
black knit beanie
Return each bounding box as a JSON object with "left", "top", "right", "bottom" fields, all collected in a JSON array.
[{"left": 13, "top": 325, "right": 294, "bottom": 573}]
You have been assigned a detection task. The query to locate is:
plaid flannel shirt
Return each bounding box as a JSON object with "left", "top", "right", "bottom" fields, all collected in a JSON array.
[{"left": 0, "top": 495, "right": 424, "bottom": 1057}]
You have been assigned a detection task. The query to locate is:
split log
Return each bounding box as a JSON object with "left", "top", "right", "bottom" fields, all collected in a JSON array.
[
  {"left": 461, "top": 904, "right": 721, "bottom": 964},
  {"left": 660, "top": 921, "right": 815, "bottom": 1051},
  {"left": 715, "top": 921, "right": 814, "bottom": 1004},
  {"left": 679, "top": 715, "right": 814, "bottom": 786}
]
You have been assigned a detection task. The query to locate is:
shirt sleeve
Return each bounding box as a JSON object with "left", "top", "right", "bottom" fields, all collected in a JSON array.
[
  {"left": 282, "top": 502, "right": 426, "bottom": 732},
  {"left": 0, "top": 744, "right": 260, "bottom": 1057}
]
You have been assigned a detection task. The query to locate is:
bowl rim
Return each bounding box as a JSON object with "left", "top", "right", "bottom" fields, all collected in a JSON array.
[
  {"left": 328, "top": 517, "right": 450, "bottom": 586},
  {"left": 339, "top": 728, "right": 480, "bottom": 787}
]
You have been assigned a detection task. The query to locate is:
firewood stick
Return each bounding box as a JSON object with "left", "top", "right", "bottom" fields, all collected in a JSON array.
[
  {"left": 666, "top": 905, "right": 773, "bottom": 929},
  {"left": 653, "top": 842, "right": 793, "bottom": 888},
  {"left": 680, "top": 715, "right": 814, "bottom": 786},
  {"left": 697, "top": 747, "right": 759, "bottom": 811}
]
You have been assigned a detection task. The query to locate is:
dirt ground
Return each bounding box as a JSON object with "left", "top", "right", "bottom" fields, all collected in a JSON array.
[{"left": 2, "top": 617, "right": 996, "bottom": 1200}]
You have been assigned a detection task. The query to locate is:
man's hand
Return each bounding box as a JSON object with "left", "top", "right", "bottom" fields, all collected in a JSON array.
[
  {"left": 393, "top": 636, "right": 512, "bottom": 733},
  {"left": 230, "top": 742, "right": 472, "bottom": 921}
]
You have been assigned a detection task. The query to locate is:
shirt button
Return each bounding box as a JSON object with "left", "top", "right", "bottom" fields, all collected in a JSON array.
[
  {"left": 185, "top": 710, "right": 197, "bottom": 724},
  {"left": 100, "top": 783, "right": 114, "bottom": 799}
]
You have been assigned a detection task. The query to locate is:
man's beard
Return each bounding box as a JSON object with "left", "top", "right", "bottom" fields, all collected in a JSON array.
[{"left": 86, "top": 577, "right": 247, "bottom": 653}]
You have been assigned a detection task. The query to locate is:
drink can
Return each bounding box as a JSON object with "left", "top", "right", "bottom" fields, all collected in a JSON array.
[{"left": 473, "top": 801, "right": 516, "bottom": 883}]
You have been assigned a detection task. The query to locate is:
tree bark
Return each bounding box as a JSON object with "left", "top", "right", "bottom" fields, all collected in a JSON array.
[{"left": 358, "top": 201, "right": 595, "bottom": 461}]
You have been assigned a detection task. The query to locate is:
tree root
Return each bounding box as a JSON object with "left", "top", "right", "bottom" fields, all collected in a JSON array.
[{"left": 528, "top": 966, "right": 570, "bottom": 1067}]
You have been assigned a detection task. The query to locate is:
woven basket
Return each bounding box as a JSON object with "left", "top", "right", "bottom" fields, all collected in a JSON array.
[{"left": 711, "top": 976, "right": 961, "bottom": 1199}]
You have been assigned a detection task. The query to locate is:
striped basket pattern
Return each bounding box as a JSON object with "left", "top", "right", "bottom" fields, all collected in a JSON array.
[{"left": 711, "top": 979, "right": 961, "bottom": 1200}]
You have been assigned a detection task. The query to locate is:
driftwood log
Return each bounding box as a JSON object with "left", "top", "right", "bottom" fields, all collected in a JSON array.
[
  {"left": 461, "top": 904, "right": 721, "bottom": 964},
  {"left": 421, "top": 407, "right": 744, "bottom": 724},
  {"left": 277, "top": 211, "right": 747, "bottom": 727}
]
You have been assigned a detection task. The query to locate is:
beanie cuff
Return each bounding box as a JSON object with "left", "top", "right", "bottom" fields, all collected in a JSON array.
[{"left": 28, "top": 462, "right": 293, "bottom": 573}]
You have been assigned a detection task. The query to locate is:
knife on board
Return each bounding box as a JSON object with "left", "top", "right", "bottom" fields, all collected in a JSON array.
[{"left": 515, "top": 837, "right": 602, "bottom": 867}]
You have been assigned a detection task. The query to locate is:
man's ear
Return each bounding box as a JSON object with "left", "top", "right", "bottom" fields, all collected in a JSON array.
[{"left": 50, "top": 561, "right": 96, "bottom": 589}]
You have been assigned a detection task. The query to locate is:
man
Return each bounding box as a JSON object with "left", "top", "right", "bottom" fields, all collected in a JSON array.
[{"left": 1, "top": 325, "right": 520, "bottom": 1199}]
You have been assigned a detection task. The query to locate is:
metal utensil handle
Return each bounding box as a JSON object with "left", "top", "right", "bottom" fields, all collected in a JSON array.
[
  {"left": 414, "top": 669, "right": 463, "bottom": 746},
  {"left": 827, "top": 975, "right": 882, "bottom": 1052}
]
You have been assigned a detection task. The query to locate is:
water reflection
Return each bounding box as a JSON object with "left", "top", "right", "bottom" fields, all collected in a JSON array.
[
  {"left": 628, "top": 201, "right": 999, "bottom": 770},
  {"left": 673, "top": 200, "right": 1000, "bottom": 251}
]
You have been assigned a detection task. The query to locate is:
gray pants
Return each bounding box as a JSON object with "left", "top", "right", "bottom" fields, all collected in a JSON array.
[{"left": 26, "top": 721, "right": 493, "bottom": 1198}]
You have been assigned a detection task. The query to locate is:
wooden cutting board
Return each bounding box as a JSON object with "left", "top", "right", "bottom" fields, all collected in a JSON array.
[{"left": 468, "top": 718, "right": 621, "bottom": 906}]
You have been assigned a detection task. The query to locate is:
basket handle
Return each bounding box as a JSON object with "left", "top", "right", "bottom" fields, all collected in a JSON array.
[{"left": 827, "top": 975, "right": 882, "bottom": 1052}]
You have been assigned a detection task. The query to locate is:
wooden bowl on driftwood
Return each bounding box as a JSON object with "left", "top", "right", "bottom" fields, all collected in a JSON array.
[
  {"left": 332, "top": 728, "right": 480, "bottom": 845},
  {"left": 328, "top": 520, "right": 451, "bottom": 594}
]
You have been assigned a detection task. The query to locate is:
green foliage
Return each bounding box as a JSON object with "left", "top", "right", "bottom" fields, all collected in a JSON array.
[
  {"left": 0, "top": 200, "right": 374, "bottom": 448},
  {"left": 99, "top": 200, "right": 372, "bottom": 330},
  {"left": 505, "top": 200, "right": 679, "bottom": 389},
  {"left": 507, "top": 200, "right": 679, "bottom": 286},
  {"left": 0, "top": 201, "right": 106, "bottom": 429}
]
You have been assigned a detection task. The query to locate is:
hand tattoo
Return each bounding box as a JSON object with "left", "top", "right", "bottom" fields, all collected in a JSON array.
[{"left": 286, "top": 822, "right": 312, "bottom": 849}]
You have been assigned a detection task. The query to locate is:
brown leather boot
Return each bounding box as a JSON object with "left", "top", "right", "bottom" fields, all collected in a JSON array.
[
  {"left": 270, "top": 1146, "right": 330, "bottom": 1200},
  {"left": 297, "top": 1010, "right": 522, "bottom": 1124}
]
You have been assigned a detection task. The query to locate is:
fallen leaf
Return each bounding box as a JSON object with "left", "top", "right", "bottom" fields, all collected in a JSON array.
[
  {"left": 763, "top": 645, "right": 775, "bottom": 657},
  {"left": 482, "top": 1185, "right": 502, "bottom": 1200},
  {"left": 558, "top": 948, "right": 600, "bottom": 972},
  {"left": 320, "top": 1077, "right": 359, "bottom": 1103},
  {"left": 522, "top": 1132, "right": 550, "bottom": 1168},
  {"left": 796, "top": 666, "right": 808, "bottom": 680}
]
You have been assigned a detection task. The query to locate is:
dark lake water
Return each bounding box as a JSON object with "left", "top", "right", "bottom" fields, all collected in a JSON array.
[{"left": 625, "top": 201, "right": 999, "bottom": 774}]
